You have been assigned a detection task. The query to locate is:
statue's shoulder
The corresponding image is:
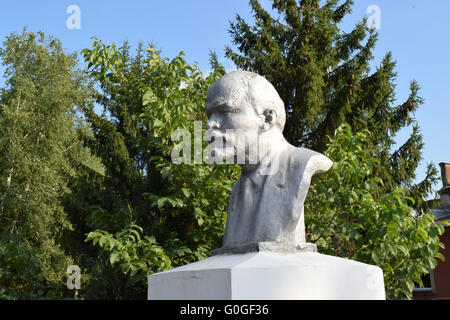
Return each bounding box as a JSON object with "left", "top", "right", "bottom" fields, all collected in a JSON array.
[{"left": 284, "top": 145, "right": 333, "bottom": 175}]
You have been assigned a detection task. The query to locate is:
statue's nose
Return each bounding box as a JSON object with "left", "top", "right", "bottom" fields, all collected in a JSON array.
[{"left": 206, "top": 119, "right": 220, "bottom": 130}]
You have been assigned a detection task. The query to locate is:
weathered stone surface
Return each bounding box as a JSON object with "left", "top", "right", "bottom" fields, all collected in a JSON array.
[{"left": 211, "top": 241, "right": 317, "bottom": 255}]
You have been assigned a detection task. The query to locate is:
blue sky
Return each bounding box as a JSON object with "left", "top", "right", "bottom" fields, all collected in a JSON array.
[{"left": 0, "top": 0, "right": 449, "bottom": 194}]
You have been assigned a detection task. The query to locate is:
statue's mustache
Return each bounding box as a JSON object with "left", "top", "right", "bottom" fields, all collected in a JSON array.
[
  {"left": 205, "top": 129, "right": 260, "bottom": 146},
  {"left": 205, "top": 129, "right": 234, "bottom": 146}
]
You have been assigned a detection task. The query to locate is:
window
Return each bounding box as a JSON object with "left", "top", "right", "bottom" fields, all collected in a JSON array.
[{"left": 413, "top": 271, "right": 435, "bottom": 292}]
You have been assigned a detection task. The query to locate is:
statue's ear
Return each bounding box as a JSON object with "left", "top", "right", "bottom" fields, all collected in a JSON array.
[{"left": 262, "top": 109, "right": 277, "bottom": 130}]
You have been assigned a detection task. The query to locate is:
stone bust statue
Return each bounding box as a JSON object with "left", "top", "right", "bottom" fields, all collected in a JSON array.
[{"left": 205, "top": 70, "right": 332, "bottom": 254}]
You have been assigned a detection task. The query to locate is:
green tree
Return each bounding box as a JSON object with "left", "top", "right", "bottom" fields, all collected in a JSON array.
[
  {"left": 0, "top": 30, "right": 96, "bottom": 298},
  {"left": 225, "top": 0, "right": 438, "bottom": 214},
  {"left": 0, "top": 240, "right": 48, "bottom": 299},
  {"left": 305, "top": 124, "right": 446, "bottom": 300},
  {"left": 80, "top": 38, "right": 239, "bottom": 299}
]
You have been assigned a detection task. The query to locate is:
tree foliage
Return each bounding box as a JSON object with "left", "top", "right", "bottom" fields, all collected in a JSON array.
[
  {"left": 79, "top": 38, "right": 239, "bottom": 298},
  {"left": 0, "top": 30, "right": 96, "bottom": 298},
  {"left": 305, "top": 124, "right": 445, "bottom": 300}
]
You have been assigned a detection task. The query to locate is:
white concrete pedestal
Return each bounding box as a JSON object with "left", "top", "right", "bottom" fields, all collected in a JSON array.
[{"left": 148, "top": 252, "right": 385, "bottom": 300}]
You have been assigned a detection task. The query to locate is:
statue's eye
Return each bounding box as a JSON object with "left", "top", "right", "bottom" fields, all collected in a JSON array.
[{"left": 223, "top": 109, "right": 236, "bottom": 114}]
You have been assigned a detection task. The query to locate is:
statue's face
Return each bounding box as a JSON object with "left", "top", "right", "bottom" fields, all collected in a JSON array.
[{"left": 205, "top": 80, "right": 262, "bottom": 165}]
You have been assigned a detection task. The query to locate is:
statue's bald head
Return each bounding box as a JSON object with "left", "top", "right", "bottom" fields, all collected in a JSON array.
[{"left": 206, "top": 70, "right": 286, "bottom": 131}]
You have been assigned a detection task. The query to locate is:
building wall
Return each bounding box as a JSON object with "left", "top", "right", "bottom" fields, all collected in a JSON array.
[{"left": 413, "top": 226, "right": 450, "bottom": 300}]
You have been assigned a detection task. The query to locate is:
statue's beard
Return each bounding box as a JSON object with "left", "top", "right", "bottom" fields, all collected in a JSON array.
[
  {"left": 205, "top": 129, "right": 241, "bottom": 164},
  {"left": 205, "top": 129, "right": 270, "bottom": 166}
]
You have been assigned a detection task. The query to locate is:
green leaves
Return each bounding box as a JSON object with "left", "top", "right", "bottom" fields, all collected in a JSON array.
[
  {"left": 78, "top": 37, "right": 239, "bottom": 298},
  {"left": 142, "top": 89, "right": 157, "bottom": 106},
  {"left": 0, "top": 240, "right": 54, "bottom": 299},
  {"left": 0, "top": 30, "right": 93, "bottom": 298},
  {"left": 86, "top": 222, "right": 172, "bottom": 279},
  {"left": 305, "top": 124, "right": 445, "bottom": 300}
]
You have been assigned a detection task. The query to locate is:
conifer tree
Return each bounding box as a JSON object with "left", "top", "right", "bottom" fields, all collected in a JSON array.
[{"left": 225, "top": 0, "right": 438, "bottom": 213}]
